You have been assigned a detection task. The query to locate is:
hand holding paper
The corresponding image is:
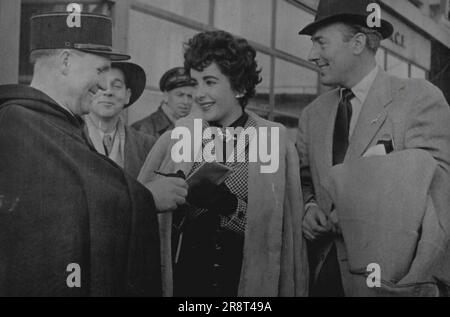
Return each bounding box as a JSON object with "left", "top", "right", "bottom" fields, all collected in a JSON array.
[
  {"left": 187, "top": 181, "right": 237, "bottom": 216},
  {"left": 185, "top": 162, "right": 236, "bottom": 215}
]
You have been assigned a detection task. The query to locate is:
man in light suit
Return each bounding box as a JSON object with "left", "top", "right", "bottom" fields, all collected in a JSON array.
[{"left": 296, "top": 0, "right": 450, "bottom": 296}]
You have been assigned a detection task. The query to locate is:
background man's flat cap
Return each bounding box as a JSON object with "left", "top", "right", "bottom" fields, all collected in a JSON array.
[{"left": 159, "top": 67, "right": 196, "bottom": 92}]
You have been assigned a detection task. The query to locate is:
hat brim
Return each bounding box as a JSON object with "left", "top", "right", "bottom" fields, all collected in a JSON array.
[
  {"left": 299, "top": 14, "right": 393, "bottom": 39},
  {"left": 78, "top": 49, "right": 131, "bottom": 61},
  {"left": 111, "top": 62, "right": 146, "bottom": 108}
]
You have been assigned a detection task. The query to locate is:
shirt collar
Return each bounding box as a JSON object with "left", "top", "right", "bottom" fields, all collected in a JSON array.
[
  {"left": 86, "top": 114, "right": 122, "bottom": 139},
  {"left": 345, "top": 66, "right": 379, "bottom": 105}
]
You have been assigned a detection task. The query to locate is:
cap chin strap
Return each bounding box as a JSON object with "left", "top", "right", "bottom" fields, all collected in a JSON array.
[{"left": 73, "top": 43, "right": 112, "bottom": 51}]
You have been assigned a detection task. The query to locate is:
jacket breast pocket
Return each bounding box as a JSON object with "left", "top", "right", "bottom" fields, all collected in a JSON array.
[{"left": 367, "top": 117, "right": 399, "bottom": 154}]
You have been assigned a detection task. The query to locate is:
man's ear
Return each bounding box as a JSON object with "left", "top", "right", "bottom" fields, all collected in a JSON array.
[
  {"left": 163, "top": 91, "right": 169, "bottom": 102},
  {"left": 125, "top": 88, "right": 131, "bottom": 105},
  {"left": 58, "top": 50, "right": 72, "bottom": 76},
  {"left": 352, "top": 33, "right": 367, "bottom": 55}
]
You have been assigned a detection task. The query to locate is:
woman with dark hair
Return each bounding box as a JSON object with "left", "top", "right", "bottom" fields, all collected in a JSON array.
[
  {"left": 183, "top": 30, "right": 261, "bottom": 111},
  {"left": 138, "top": 30, "right": 308, "bottom": 297}
]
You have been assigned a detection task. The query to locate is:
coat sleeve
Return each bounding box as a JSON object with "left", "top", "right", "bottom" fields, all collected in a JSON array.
[
  {"left": 296, "top": 108, "right": 316, "bottom": 206},
  {"left": 279, "top": 139, "right": 309, "bottom": 296},
  {"left": 401, "top": 81, "right": 450, "bottom": 289},
  {"left": 403, "top": 80, "right": 450, "bottom": 236}
]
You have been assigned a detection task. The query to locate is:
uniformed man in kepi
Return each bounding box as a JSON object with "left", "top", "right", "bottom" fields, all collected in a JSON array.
[
  {"left": 132, "top": 67, "right": 196, "bottom": 138},
  {"left": 0, "top": 12, "right": 187, "bottom": 296}
]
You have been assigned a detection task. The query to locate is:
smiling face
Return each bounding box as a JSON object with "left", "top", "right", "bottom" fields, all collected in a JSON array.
[
  {"left": 190, "top": 62, "right": 242, "bottom": 127},
  {"left": 165, "top": 86, "right": 194, "bottom": 119},
  {"left": 65, "top": 51, "right": 111, "bottom": 115},
  {"left": 90, "top": 67, "right": 131, "bottom": 119},
  {"left": 307, "top": 23, "right": 357, "bottom": 87}
]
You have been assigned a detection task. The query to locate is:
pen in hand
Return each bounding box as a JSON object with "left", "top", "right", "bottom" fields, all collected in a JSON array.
[{"left": 154, "top": 170, "right": 186, "bottom": 179}]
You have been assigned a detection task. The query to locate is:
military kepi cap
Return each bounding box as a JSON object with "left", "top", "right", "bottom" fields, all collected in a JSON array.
[
  {"left": 299, "top": 0, "right": 393, "bottom": 39},
  {"left": 30, "top": 12, "right": 130, "bottom": 61},
  {"left": 159, "top": 67, "right": 196, "bottom": 92}
]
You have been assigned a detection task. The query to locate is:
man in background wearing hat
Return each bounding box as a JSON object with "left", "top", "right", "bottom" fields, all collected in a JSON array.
[
  {"left": 86, "top": 62, "right": 156, "bottom": 179},
  {"left": 132, "top": 67, "right": 195, "bottom": 138},
  {"left": 0, "top": 12, "right": 187, "bottom": 296},
  {"left": 296, "top": 0, "right": 450, "bottom": 296}
]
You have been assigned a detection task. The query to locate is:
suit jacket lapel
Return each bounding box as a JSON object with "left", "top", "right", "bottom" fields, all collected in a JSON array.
[
  {"left": 324, "top": 92, "right": 339, "bottom": 172},
  {"left": 312, "top": 90, "right": 340, "bottom": 191},
  {"left": 346, "top": 70, "right": 393, "bottom": 160}
]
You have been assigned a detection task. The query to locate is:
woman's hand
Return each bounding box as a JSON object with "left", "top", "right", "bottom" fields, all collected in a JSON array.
[{"left": 146, "top": 177, "right": 188, "bottom": 212}]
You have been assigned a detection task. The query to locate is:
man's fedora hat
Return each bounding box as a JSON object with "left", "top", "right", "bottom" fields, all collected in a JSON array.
[
  {"left": 111, "top": 62, "right": 146, "bottom": 108},
  {"left": 299, "top": 0, "right": 394, "bottom": 39},
  {"left": 30, "top": 12, "right": 130, "bottom": 61},
  {"left": 159, "top": 67, "right": 196, "bottom": 92}
]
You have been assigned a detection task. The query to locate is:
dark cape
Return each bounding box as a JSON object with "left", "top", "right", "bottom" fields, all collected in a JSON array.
[{"left": 0, "top": 85, "right": 161, "bottom": 296}]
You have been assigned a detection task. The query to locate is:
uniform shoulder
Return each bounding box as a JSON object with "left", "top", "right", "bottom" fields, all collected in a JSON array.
[{"left": 0, "top": 101, "right": 39, "bottom": 123}]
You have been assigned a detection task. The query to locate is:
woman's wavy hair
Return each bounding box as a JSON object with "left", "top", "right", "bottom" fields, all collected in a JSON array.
[{"left": 184, "top": 30, "right": 262, "bottom": 108}]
